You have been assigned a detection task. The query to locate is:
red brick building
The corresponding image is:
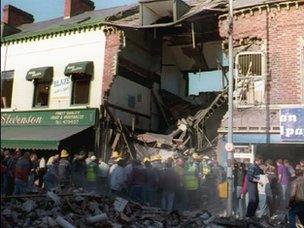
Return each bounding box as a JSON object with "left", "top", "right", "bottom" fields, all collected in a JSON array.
[{"left": 217, "top": 0, "right": 304, "bottom": 164}]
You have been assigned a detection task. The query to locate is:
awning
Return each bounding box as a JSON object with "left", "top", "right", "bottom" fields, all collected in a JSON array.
[
  {"left": 64, "top": 61, "right": 93, "bottom": 77},
  {"left": 1, "top": 125, "right": 91, "bottom": 150},
  {"left": 26, "top": 67, "right": 53, "bottom": 83}
]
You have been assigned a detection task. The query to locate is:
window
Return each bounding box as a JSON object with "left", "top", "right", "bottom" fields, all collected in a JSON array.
[
  {"left": 128, "top": 95, "right": 136, "bottom": 108},
  {"left": 1, "top": 70, "right": 14, "bottom": 108},
  {"left": 235, "top": 52, "right": 266, "bottom": 106},
  {"left": 33, "top": 82, "right": 50, "bottom": 107},
  {"left": 71, "top": 77, "right": 90, "bottom": 105}
]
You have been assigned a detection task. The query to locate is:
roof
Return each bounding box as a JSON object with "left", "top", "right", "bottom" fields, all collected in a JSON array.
[
  {"left": 233, "top": 0, "right": 289, "bottom": 9},
  {"left": 1, "top": 4, "right": 138, "bottom": 43},
  {"left": 1, "top": 0, "right": 227, "bottom": 43}
]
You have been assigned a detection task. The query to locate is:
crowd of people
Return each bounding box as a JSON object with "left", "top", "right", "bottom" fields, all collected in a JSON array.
[
  {"left": 232, "top": 156, "right": 304, "bottom": 227},
  {"left": 1, "top": 148, "right": 303, "bottom": 226},
  {"left": 1, "top": 148, "right": 226, "bottom": 212}
]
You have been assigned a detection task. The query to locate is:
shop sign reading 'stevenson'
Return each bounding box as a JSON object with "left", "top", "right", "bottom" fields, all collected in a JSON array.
[
  {"left": 1, "top": 109, "right": 96, "bottom": 126},
  {"left": 280, "top": 108, "right": 304, "bottom": 142}
]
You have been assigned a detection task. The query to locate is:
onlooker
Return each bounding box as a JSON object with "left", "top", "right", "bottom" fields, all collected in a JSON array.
[
  {"left": 14, "top": 152, "right": 31, "bottom": 195},
  {"left": 234, "top": 162, "right": 246, "bottom": 218},
  {"left": 246, "top": 156, "right": 263, "bottom": 218},
  {"left": 43, "top": 157, "right": 59, "bottom": 191},
  {"left": 160, "top": 157, "right": 179, "bottom": 211},
  {"left": 38, "top": 156, "right": 46, "bottom": 188},
  {"left": 277, "top": 159, "right": 290, "bottom": 208},
  {"left": 288, "top": 169, "right": 304, "bottom": 227},
  {"left": 257, "top": 165, "right": 272, "bottom": 218}
]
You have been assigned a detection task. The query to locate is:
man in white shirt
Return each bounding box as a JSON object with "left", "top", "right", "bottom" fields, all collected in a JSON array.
[
  {"left": 109, "top": 158, "right": 127, "bottom": 196},
  {"left": 257, "top": 167, "right": 272, "bottom": 218}
]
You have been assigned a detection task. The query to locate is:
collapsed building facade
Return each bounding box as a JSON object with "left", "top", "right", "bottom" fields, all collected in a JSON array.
[
  {"left": 1, "top": 0, "right": 303, "bottom": 164},
  {"left": 1, "top": 0, "right": 229, "bottom": 161}
]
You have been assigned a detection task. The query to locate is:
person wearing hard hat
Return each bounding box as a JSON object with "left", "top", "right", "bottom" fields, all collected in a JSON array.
[
  {"left": 109, "top": 157, "right": 127, "bottom": 196},
  {"left": 71, "top": 151, "right": 87, "bottom": 188},
  {"left": 174, "top": 157, "right": 187, "bottom": 210},
  {"left": 150, "top": 154, "right": 164, "bottom": 207},
  {"left": 109, "top": 151, "right": 121, "bottom": 175},
  {"left": 159, "top": 157, "right": 180, "bottom": 211},
  {"left": 58, "top": 149, "right": 71, "bottom": 189},
  {"left": 128, "top": 159, "right": 146, "bottom": 204},
  {"left": 143, "top": 157, "right": 157, "bottom": 206},
  {"left": 86, "top": 155, "right": 99, "bottom": 192},
  {"left": 183, "top": 156, "right": 200, "bottom": 210}
]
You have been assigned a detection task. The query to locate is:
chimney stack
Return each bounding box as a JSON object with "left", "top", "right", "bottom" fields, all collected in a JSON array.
[
  {"left": 2, "top": 5, "right": 34, "bottom": 27},
  {"left": 64, "top": 0, "right": 95, "bottom": 19}
]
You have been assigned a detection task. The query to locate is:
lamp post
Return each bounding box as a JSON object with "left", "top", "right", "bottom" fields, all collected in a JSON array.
[{"left": 226, "top": 0, "right": 234, "bottom": 217}]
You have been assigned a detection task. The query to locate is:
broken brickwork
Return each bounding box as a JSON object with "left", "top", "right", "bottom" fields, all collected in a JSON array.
[
  {"left": 219, "top": 2, "right": 304, "bottom": 105},
  {"left": 102, "top": 28, "right": 124, "bottom": 100}
]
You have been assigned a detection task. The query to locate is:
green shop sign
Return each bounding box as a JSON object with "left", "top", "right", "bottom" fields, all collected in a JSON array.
[{"left": 1, "top": 109, "right": 97, "bottom": 126}]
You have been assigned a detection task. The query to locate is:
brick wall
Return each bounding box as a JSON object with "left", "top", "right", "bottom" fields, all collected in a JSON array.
[
  {"left": 219, "top": 3, "right": 304, "bottom": 105},
  {"left": 2, "top": 5, "right": 34, "bottom": 27},
  {"left": 102, "top": 31, "right": 122, "bottom": 99},
  {"left": 64, "top": 0, "right": 94, "bottom": 18}
]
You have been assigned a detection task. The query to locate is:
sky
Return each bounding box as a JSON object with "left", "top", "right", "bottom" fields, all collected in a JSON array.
[{"left": 1, "top": 0, "right": 138, "bottom": 22}]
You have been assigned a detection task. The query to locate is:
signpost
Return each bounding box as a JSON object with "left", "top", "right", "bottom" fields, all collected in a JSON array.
[{"left": 226, "top": 0, "right": 234, "bottom": 217}]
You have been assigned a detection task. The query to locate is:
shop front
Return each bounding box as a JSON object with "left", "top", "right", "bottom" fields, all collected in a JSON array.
[
  {"left": 1, "top": 108, "right": 98, "bottom": 155},
  {"left": 218, "top": 107, "right": 304, "bottom": 166}
]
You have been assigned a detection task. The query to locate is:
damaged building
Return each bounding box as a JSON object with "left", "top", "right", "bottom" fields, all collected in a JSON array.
[
  {"left": 217, "top": 0, "right": 304, "bottom": 165},
  {"left": 1, "top": 0, "right": 229, "bottom": 160},
  {"left": 1, "top": 0, "right": 303, "bottom": 163}
]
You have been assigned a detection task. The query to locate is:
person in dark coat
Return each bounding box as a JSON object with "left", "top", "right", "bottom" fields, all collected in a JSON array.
[
  {"left": 160, "top": 157, "right": 180, "bottom": 211},
  {"left": 58, "top": 149, "right": 71, "bottom": 189},
  {"left": 246, "top": 156, "right": 264, "bottom": 218}
]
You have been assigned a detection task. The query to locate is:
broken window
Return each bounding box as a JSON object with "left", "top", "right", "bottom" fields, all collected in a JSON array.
[
  {"left": 235, "top": 52, "right": 266, "bottom": 106},
  {"left": 71, "top": 77, "right": 90, "bottom": 105},
  {"left": 1, "top": 70, "right": 14, "bottom": 108},
  {"left": 33, "top": 82, "right": 50, "bottom": 107}
]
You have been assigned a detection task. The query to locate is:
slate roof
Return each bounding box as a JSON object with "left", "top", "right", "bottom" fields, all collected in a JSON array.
[
  {"left": 1, "top": 4, "right": 138, "bottom": 42},
  {"left": 4, "top": 0, "right": 290, "bottom": 43}
]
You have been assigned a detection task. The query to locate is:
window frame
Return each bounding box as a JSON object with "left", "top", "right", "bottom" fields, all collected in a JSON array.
[
  {"left": 235, "top": 51, "right": 266, "bottom": 108},
  {"left": 1, "top": 70, "right": 15, "bottom": 109},
  {"left": 70, "top": 75, "right": 91, "bottom": 106},
  {"left": 32, "top": 80, "right": 51, "bottom": 108}
]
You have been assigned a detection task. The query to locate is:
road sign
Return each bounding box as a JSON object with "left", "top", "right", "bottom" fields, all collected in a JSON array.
[{"left": 225, "top": 143, "right": 234, "bottom": 152}]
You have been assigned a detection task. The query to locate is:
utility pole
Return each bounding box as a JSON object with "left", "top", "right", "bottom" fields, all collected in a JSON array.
[{"left": 226, "top": 0, "right": 234, "bottom": 217}]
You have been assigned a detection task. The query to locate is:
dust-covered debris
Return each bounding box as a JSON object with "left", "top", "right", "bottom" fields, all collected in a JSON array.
[{"left": 1, "top": 190, "right": 290, "bottom": 228}]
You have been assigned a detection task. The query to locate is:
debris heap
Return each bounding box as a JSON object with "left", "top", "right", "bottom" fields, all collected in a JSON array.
[{"left": 1, "top": 190, "right": 290, "bottom": 228}]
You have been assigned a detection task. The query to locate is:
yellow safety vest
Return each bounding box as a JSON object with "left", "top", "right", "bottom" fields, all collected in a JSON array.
[
  {"left": 87, "top": 163, "right": 96, "bottom": 181},
  {"left": 183, "top": 164, "right": 199, "bottom": 190}
]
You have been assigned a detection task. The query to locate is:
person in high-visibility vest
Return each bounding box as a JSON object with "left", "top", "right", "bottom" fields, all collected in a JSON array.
[
  {"left": 86, "top": 155, "right": 99, "bottom": 192},
  {"left": 183, "top": 156, "right": 200, "bottom": 210}
]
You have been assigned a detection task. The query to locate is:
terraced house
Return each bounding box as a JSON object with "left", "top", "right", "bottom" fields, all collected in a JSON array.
[
  {"left": 1, "top": 0, "right": 134, "bottom": 155},
  {"left": 1, "top": 0, "right": 230, "bottom": 160},
  {"left": 217, "top": 0, "right": 304, "bottom": 164}
]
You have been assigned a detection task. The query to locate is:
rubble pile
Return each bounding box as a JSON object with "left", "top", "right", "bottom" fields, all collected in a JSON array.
[{"left": 1, "top": 191, "right": 290, "bottom": 228}]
